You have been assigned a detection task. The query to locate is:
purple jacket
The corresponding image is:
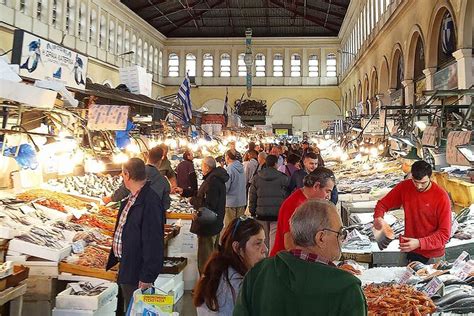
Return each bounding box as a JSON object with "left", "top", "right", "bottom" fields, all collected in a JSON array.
[{"left": 176, "top": 159, "right": 198, "bottom": 197}]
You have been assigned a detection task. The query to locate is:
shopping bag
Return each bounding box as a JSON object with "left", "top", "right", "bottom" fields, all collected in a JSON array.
[{"left": 126, "top": 287, "right": 175, "bottom": 316}]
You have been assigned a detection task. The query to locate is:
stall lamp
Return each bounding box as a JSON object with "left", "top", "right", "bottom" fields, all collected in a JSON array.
[
  {"left": 370, "top": 147, "right": 378, "bottom": 157},
  {"left": 414, "top": 121, "right": 427, "bottom": 131},
  {"left": 126, "top": 143, "right": 140, "bottom": 154},
  {"left": 378, "top": 144, "right": 385, "bottom": 151},
  {"left": 113, "top": 152, "right": 129, "bottom": 164}
]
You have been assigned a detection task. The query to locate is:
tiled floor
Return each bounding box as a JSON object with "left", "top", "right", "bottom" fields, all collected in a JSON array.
[{"left": 174, "top": 291, "right": 197, "bottom": 316}]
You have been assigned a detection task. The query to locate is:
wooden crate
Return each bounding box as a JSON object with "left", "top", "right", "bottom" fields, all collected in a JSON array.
[
  {"left": 166, "top": 212, "right": 193, "bottom": 220},
  {"left": 24, "top": 276, "right": 58, "bottom": 301},
  {"left": 58, "top": 262, "right": 117, "bottom": 282},
  {"left": 341, "top": 252, "right": 373, "bottom": 265},
  {"left": 161, "top": 257, "right": 188, "bottom": 274}
]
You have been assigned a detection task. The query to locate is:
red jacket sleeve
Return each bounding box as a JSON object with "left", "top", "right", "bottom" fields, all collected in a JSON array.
[
  {"left": 419, "top": 191, "right": 452, "bottom": 251},
  {"left": 374, "top": 181, "right": 404, "bottom": 219}
]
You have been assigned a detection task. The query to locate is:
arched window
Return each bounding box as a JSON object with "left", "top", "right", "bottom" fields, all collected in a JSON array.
[
  {"left": 52, "top": 0, "right": 60, "bottom": 27},
  {"left": 116, "top": 25, "right": 123, "bottom": 55},
  {"left": 36, "top": 0, "right": 46, "bottom": 21},
  {"left": 220, "top": 53, "right": 231, "bottom": 77},
  {"left": 159, "top": 50, "right": 163, "bottom": 77},
  {"left": 99, "top": 15, "right": 106, "bottom": 49},
  {"left": 290, "top": 54, "right": 301, "bottom": 77},
  {"left": 78, "top": 2, "right": 86, "bottom": 40},
  {"left": 437, "top": 11, "right": 456, "bottom": 68},
  {"left": 396, "top": 54, "right": 404, "bottom": 90},
  {"left": 148, "top": 45, "right": 154, "bottom": 72},
  {"left": 124, "top": 30, "right": 130, "bottom": 52},
  {"left": 143, "top": 42, "right": 148, "bottom": 69},
  {"left": 414, "top": 37, "right": 425, "bottom": 80},
  {"left": 273, "top": 54, "right": 283, "bottom": 77},
  {"left": 89, "top": 9, "right": 97, "bottom": 43},
  {"left": 19, "top": 0, "right": 28, "bottom": 14},
  {"left": 203, "top": 53, "right": 213, "bottom": 77},
  {"left": 238, "top": 53, "right": 246, "bottom": 77},
  {"left": 308, "top": 55, "right": 319, "bottom": 77},
  {"left": 137, "top": 38, "right": 142, "bottom": 65},
  {"left": 255, "top": 53, "right": 265, "bottom": 77},
  {"left": 65, "top": 0, "right": 75, "bottom": 35},
  {"left": 186, "top": 53, "right": 196, "bottom": 77},
  {"left": 108, "top": 20, "right": 115, "bottom": 53},
  {"left": 326, "top": 53, "right": 337, "bottom": 77},
  {"left": 168, "top": 53, "right": 179, "bottom": 77}
]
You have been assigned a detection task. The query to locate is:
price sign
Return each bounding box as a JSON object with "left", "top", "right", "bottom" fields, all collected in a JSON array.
[
  {"left": 398, "top": 266, "right": 415, "bottom": 284},
  {"left": 72, "top": 240, "right": 85, "bottom": 254},
  {"left": 69, "top": 283, "right": 83, "bottom": 293},
  {"left": 451, "top": 251, "right": 470, "bottom": 274},
  {"left": 422, "top": 277, "right": 443, "bottom": 297},
  {"left": 455, "top": 260, "right": 474, "bottom": 280}
]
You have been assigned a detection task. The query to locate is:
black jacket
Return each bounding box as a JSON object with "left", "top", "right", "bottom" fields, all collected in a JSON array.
[
  {"left": 106, "top": 182, "right": 164, "bottom": 285},
  {"left": 176, "top": 159, "right": 198, "bottom": 198},
  {"left": 288, "top": 169, "right": 339, "bottom": 204},
  {"left": 111, "top": 164, "right": 171, "bottom": 211},
  {"left": 189, "top": 167, "right": 229, "bottom": 236},
  {"left": 248, "top": 167, "right": 289, "bottom": 221}
]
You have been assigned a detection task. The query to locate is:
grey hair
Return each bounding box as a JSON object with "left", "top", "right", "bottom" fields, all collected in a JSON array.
[
  {"left": 202, "top": 156, "right": 216, "bottom": 169},
  {"left": 290, "top": 200, "right": 335, "bottom": 247},
  {"left": 258, "top": 152, "right": 267, "bottom": 159}
]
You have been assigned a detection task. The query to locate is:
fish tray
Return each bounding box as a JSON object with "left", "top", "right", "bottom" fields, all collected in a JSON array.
[
  {"left": 166, "top": 212, "right": 194, "bottom": 220},
  {"left": 5, "top": 265, "right": 29, "bottom": 288},
  {"left": 59, "top": 262, "right": 118, "bottom": 282},
  {"left": 161, "top": 257, "right": 188, "bottom": 274},
  {"left": 8, "top": 239, "right": 71, "bottom": 262},
  {"left": 0, "top": 227, "right": 18, "bottom": 240},
  {"left": 55, "top": 282, "right": 118, "bottom": 311}
]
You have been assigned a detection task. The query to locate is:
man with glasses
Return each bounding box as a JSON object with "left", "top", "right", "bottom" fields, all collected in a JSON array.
[
  {"left": 270, "top": 167, "right": 335, "bottom": 256},
  {"left": 234, "top": 200, "right": 367, "bottom": 316},
  {"left": 373, "top": 160, "right": 451, "bottom": 264}
]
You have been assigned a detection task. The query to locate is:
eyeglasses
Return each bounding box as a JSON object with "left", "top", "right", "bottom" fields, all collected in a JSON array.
[
  {"left": 231, "top": 216, "right": 251, "bottom": 238},
  {"left": 322, "top": 227, "right": 347, "bottom": 241}
]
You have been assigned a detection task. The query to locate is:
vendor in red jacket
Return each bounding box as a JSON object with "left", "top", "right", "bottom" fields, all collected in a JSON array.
[{"left": 373, "top": 160, "right": 451, "bottom": 264}]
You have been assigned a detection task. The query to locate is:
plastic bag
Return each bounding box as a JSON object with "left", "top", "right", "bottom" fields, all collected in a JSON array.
[{"left": 126, "top": 287, "right": 177, "bottom": 316}]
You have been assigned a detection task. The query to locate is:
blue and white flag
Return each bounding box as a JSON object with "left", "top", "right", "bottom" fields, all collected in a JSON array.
[
  {"left": 178, "top": 74, "right": 192, "bottom": 123},
  {"left": 441, "top": 12, "right": 455, "bottom": 55},
  {"left": 223, "top": 87, "right": 229, "bottom": 126}
]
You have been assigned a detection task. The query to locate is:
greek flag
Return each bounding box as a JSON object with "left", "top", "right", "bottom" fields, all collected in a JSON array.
[
  {"left": 178, "top": 74, "right": 192, "bottom": 123},
  {"left": 223, "top": 88, "right": 229, "bottom": 126}
]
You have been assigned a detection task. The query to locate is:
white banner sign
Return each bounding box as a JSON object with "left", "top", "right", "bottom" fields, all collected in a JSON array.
[
  {"left": 87, "top": 105, "right": 129, "bottom": 131},
  {"left": 12, "top": 30, "right": 88, "bottom": 90}
]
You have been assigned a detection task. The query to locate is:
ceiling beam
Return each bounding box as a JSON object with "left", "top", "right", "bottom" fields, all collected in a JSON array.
[
  {"left": 269, "top": 0, "right": 340, "bottom": 32},
  {"left": 145, "top": 0, "right": 202, "bottom": 21},
  {"left": 225, "top": 0, "right": 235, "bottom": 35},
  {"left": 180, "top": 0, "right": 199, "bottom": 30},
  {"left": 320, "top": 0, "right": 349, "bottom": 10},
  {"left": 131, "top": 0, "right": 167, "bottom": 12},
  {"left": 166, "top": 0, "right": 225, "bottom": 35},
  {"left": 297, "top": 0, "right": 345, "bottom": 19}
]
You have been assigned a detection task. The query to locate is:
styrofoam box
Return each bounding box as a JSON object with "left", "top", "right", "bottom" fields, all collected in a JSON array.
[
  {"left": 0, "top": 226, "right": 17, "bottom": 239},
  {"left": 56, "top": 282, "right": 118, "bottom": 311},
  {"left": 172, "top": 280, "right": 185, "bottom": 303},
  {"left": 154, "top": 275, "right": 175, "bottom": 294},
  {"left": 0, "top": 79, "right": 57, "bottom": 109},
  {"left": 155, "top": 272, "right": 184, "bottom": 291},
  {"left": 53, "top": 297, "right": 117, "bottom": 316},
  {"left": 8, "top": 239, "right": 71, "bottom": 262}
]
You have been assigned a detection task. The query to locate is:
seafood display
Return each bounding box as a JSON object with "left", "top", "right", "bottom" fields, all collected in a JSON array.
[
  {"left": 17, "top": 189, "right": 89, "bottom": 211},
  {"left": 73, "top": 229, "right": 113, "bottom": 248},
  {"left": 363, "top": 283, "right": 436, "bottom": 315},
  {"left": 16, "top": 226, "right": 66, "bottom": 249},
  {"left": 75, "top": 246, "right": 109, "bottom": 269},
  {"left": 51, "top": 220, "right": 85, "bottom": 232},
  {"left": 168, "top": 196, "right": 193, "bottom": 215},
  {"left": 72, "top": 214, "right": 116, "bottom": 235},
  {"left": 47, "top": 174, "right": 122, "bottom": 198},
  {"left": 69, "top": 282, "right": 109, "bottom": 296}
]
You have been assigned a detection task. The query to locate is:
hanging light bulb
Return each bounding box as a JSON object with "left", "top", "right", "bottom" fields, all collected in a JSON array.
[
  {"left": 113, "top": 152, "right": 129, "bottom": 164},
  {"left": 378, "top": 143, "right": 385, "bottom": 151}
]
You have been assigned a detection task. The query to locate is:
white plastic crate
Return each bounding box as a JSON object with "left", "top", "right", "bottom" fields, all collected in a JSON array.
[
  {"left": 8, "top": 239, "right": 71, "bottom": 262},
  {"left": 56, "top": 282, "right": 118, "bottom": 311}
]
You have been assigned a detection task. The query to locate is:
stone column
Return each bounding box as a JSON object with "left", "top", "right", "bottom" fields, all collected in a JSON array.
[
  {"left": 196, "top": 48, "right": 203, "bottom": 81},
  {"left": 302, "top": 48, "right": 309, "bottom": 78},
  {"left": 422, "top": 67, "right": 437, "bottom": 90},
  {"left": 162, "top": 48, "right": 168, "bottom": 78},
  {"left": 231, "top": 47, "right": 238, "bottom": 77},
  {"left": 284, "top": 48, "right": 290, "bottom": 77},
  {"left": 265, "top": 48, "right": 272, "bottom": 77},
  {"left": 453, "top": 49, "right": 473, "bottom": 105},
  {"left": 179, "top": 49, "right": 186, "bottom": 77},
  {"left": 402, "top": 79, "right": 414, "bottom": 106},
  {"left": 214, "top": 49, "right": 220, "bottom": 77}
]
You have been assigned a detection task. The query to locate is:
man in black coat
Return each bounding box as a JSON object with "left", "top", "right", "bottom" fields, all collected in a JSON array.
[
  {"left": 248, "top": 155, "right": 289, "bottom": 250},
  {"left": 106, "top": 158, "right": 164, "bottom": 313},
  {"left": 188, "top": 156, "right": 229, "bottom": 274}
]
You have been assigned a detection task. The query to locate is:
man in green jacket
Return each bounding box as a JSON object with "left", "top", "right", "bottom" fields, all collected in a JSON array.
[{"left": 233, "top": 199, "right": 367, "bottom": 316}]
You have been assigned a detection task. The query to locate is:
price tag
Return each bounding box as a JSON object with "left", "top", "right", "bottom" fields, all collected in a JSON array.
[
  {"left": 451, "top": 251, "right": 470, "bottom": 273},
  {"left": 398, "top": 266, "right": 415, "bottom": 284},
  {"left": 422, "top": 277, "right": 443, "bottom": 297},
  {"left": 19, "top": 205, "right": 36, "bottom": 214},
  {"left": 451, "top": 219, "right": 459, "bottom": 237},
  {"left": 455, "top": 260, "right": 474, "bottom": 280},
  {"left": 72, "top": 240, "right": 85, "bottom": 254}
]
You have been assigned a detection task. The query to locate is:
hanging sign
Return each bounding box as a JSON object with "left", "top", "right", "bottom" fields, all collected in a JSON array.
[
  {"left": 11, "top": 30, "right": 88, "bottom": 90},
  {"left": 87, "top": 105, "right": 129, "bottom": 131},
  {"left": 433, "top": 63, "right": 457, "bottom": 90}
]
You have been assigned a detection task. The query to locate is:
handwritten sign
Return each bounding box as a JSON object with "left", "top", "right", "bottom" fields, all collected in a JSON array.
[{"left": 87, "top": 105, "right": 129, "bottom": 131}]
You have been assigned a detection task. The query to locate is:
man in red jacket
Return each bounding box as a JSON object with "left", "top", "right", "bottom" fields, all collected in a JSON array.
[{"left": 373, "top": 160, "right": 451, "bottom": 264}]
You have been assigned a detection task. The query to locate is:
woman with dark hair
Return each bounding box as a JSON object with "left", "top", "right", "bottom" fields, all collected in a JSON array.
[
  {"left": 278, "top": 153, "right": 300, "bottom": 177},
  {"left": 194, "top": 217, "right": 266, "bottom": 315}
]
